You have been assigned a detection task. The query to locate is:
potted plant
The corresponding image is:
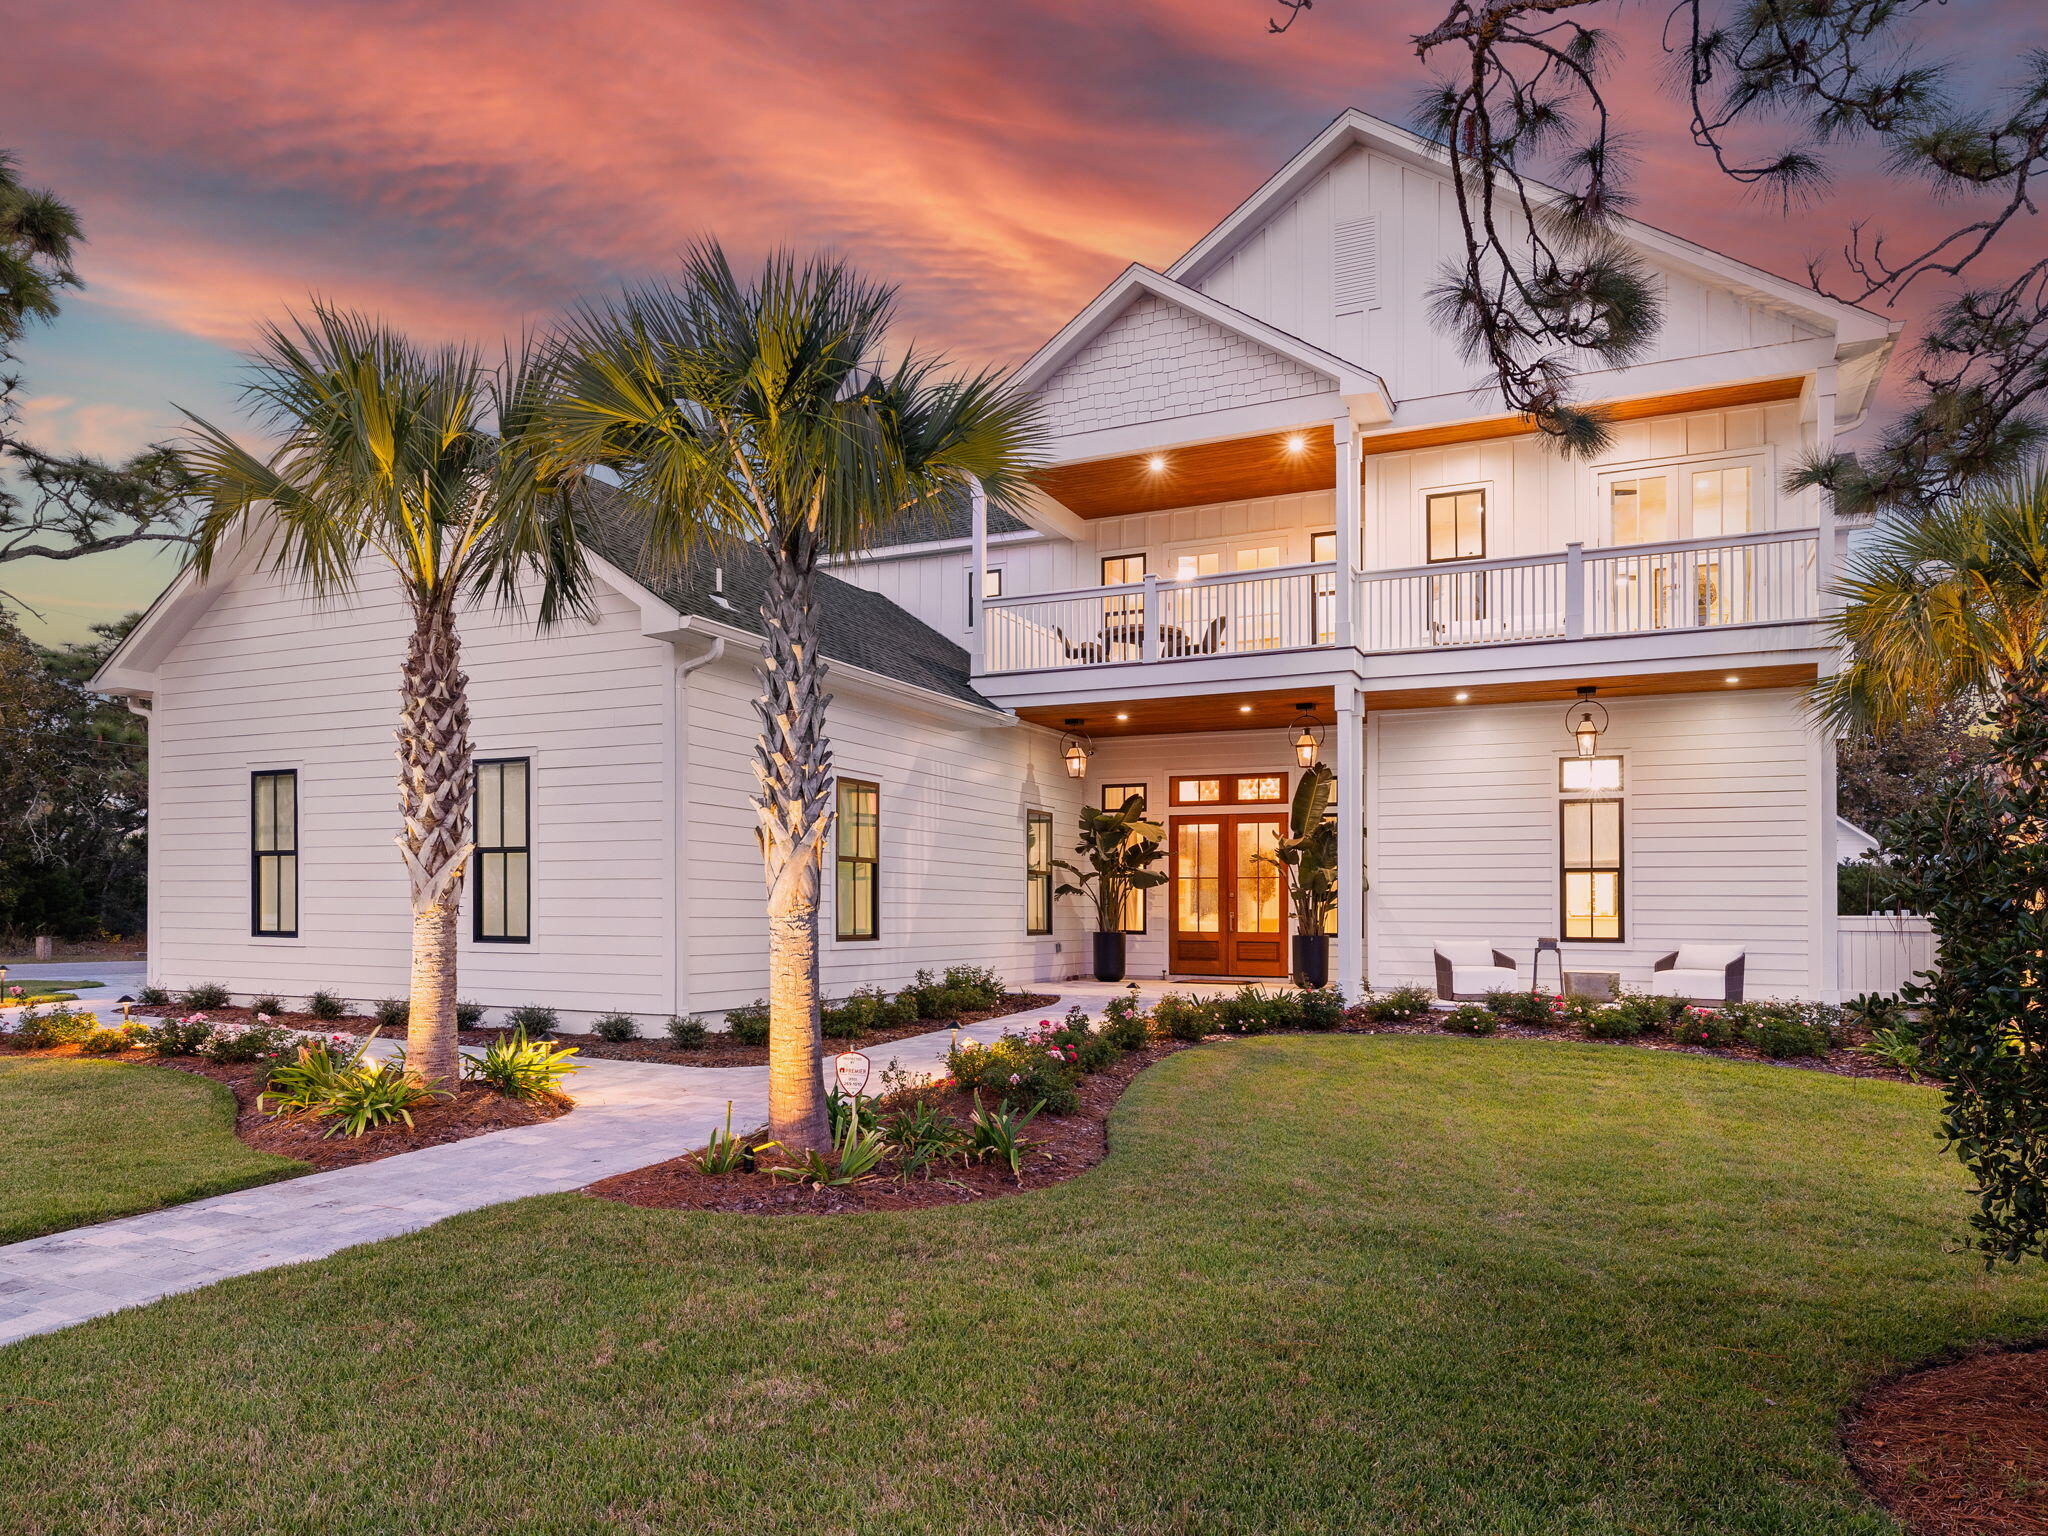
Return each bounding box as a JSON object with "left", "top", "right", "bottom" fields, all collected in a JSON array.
[
  {"left": 1054, "top": 794, "right": 1168, "bottom": 982},
  {"left": 1264, "top": 762, "right": 1339, "bottom": 988}
]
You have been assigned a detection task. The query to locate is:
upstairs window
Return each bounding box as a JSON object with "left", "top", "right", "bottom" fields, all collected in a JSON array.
[
  {"left": 251, "top": 770, "right": 299, "bottom": 937},
  {"left": 473, "top": 758, "right": 531, "bottom": 943},
  {"left": 1426, "top": 489, "right": 1485, "bottom": 562},
  {"left": 1604, "top": 458, "right": 1759, "bottom": 545},
  {"left": 835, "top": 779, "right": 880, "bottom": 941}
]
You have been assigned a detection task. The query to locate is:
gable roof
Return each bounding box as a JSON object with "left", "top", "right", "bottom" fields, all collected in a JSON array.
[
  {"left": 576, "top": 482, "right": 996, "bottom": 709},
  {"left": 1167, "top": 109, "right": 1893, "bottom": 349}
]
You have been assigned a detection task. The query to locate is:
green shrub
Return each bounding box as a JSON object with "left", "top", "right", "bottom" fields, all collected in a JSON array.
[
  {"left": 250, "top": 995, "right": 286, "bottom": 1017},
  {"left": 1098, "top": 994, "right": 1150, "bottom": 1051},
  {"left": 1441, "top": 1004, "right": 1498, "bottom": 1035},
  {"left": 464, "top": 1034, "right": 584, "bottom": 1101},
  {"left": 1214, "top": 986, "right": 1302, "bottom": 1035},
  {"left": 1150, "top": 993, "right": 1218, "bottom": 1041},
  {"left": 723, "top": 1000, "right": 770, "bottom": 1047},
  {"left": 1043, "top": 1008, "right": 1116, "bottom": 1072},
  {"left": 1844, "top": 991, "right": 1910, "bottom": 1031},
  {"left": 1742, "top": 1014, "right": 1833, "bottom": 1060},
  {"left": 180, "top": 983, "right": 231, "bottom": 1010},
  {"left": 136, "top": 1015, "right": 214, "bottom": 1056},
  {"left": 945, "top": 1029, "right": 1079, "bottom": 1115},
  {"left": 201, "top": 1022, "right": 300, "bottom": 1064},
  {"left": 1578, "top": 1001, "right": 1657, "bottom": 1040},
  {"left": 1484, "top": 989, "right": 1561, "bottom": 1028},
  {"left": 75, "top": 1024, "right": 134, "bottom": 1054},
  {"left": 822, "top": 984, "right": 912, "bottom": 1040},
  {"left": 1857, "top": 1024, "right": 1929, "bottom": 1079},
  {"left": 591, "top": 1011, "right": 638, "bottom": 1043},
  {"left": 1296, "top": 987, "right": 1346, "bottom": 1031},
  {"left": 827, "top": 1085, "right": 880, "bottom": 1139},
  {"left": 305, "top": 991, "right": 347, "bottom": 1021},
  {"left": 372, "top": 997, "right": 409, "bottom": 1029},
  {"left": 967, "top": 1095, "right": 1041, "bottom": 1180},
  {"left": 311, "top": 1061, "right": 446, "bottom": 1136},
  {"left": 1353, "top": 985, "right": 1435, "bottom": 1023},
  {"left": 884, "top": 1098, "right": 970, "bottom": 1178},
  {"left": 10, "top": 1006, "right": 97, "bottom": 1049},
  {"left": 136, "top": 984, "right": 171, "bottom": 1006},
  {"left": 260, "top": 1037, "right": 366, "bottom": 1115},
  {"left": 664, "top": 1015, "right": 708, "bottom": 1049},
  {"left": 1666, "top": 1006, "right": 1741, "bottom": 1049},
  {"left": 455, "top": 1000, "right": 486, "bottom": 1027},
  {"left": 505, "top": 1005, "right": 558, "bottom": 1038},
  {"left": 903, "top": 965, "right": 1006, "bottom": 1020}
]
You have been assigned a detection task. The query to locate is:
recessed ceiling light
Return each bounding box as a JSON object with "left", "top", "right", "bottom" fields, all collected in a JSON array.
[
  {"left": 1454, "top": 691, "right": 1470, "bottom": 702},
  {"left": 1115, "top": 712, "right": 1129, "bottom": 721},
  {"left": 1145, "top": 454, "right": 1167, "bottom": 474},
  {"left": 1238, "top": 704, "right": 1253, "bottom": 713},
  {"left": 1282, "top": 432, "right": 1306, "bottom": 455},
  {"left": 1725, "top": 674, "right": 1740, "bottom": 683}
]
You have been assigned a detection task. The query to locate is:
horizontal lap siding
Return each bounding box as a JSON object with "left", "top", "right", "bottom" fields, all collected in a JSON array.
[
  {"left": 1368, "top": 688, "right": 1819, "bottom": 997},
  {"left": 149, "top": 563, "right": 675, "bottom": 1014},
  {"left": 681, "top": 657, "right": 1089, "bottom": 1015}
]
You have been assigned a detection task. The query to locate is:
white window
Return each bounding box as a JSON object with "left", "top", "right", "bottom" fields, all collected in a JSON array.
[
  {"left": 1426, "top": 489, "right": 1486, "bottom": 562},
  {"left": 1601, "top": 458, "right": 1759, "bottom": 546},
  {"left": 1559, "top": 756, "right": 1624, "bottom": 942}
]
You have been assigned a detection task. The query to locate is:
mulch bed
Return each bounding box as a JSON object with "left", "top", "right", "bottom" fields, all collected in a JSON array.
[
  {"left": 584, "top": 1037, "right": 1188, "bottom": 1215},
  {"left": 1845, "top": 1344, "right": 2048, "bottom": 1536},
  {"left": 253, "top": 992, "right": 1064, "bottom": 1068},
  {"left": 0, "top": 1042, "right": 569, "bottom": 1172}
]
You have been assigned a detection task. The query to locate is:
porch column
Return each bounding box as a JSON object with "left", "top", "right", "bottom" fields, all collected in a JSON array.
[
  {"left": 968, "top": 476, "right": 988, "bottom": 669},
  {"left": 1332, "top": 415, "right": 1360, "bottom": 650},
  {"left": 1334, "top": 682, "right": 1367, "bottom": 999},
  {"left": 1805, "top": 371, "right": 1842, "bottom": 999}
]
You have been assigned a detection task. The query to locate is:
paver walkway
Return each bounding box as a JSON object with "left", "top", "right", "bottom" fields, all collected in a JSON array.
[{"left": 0, "top": 989, "right": 1169, "bottom": 1347}]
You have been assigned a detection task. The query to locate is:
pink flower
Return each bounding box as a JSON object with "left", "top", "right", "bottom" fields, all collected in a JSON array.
[{"left": 1008, "top": 1073, "right": 1022, "bottom": 1085}]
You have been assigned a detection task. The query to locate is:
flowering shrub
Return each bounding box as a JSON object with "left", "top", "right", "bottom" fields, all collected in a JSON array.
[
  {"left": 1350, "top": 985, "right": 1435, "bottom": 1024},
  {"left": 1484, "top": 990, "right": 1566, "bottom": 1028},
  {"left": 1297, "top": 987, "right": 1347, "bottom": 1031},
  {"left": 9, "top": 1006, "right": 98, "bottom": 1049},
  {"left": 78, "top": 1023, "right": 144, "bottom": 1055},
  {"left": 200, "top": 1019, "right": 301, "bottom": 1065},
  {"left": 1098, "top": 994, "right": 1150, "bottom": 1050},
  {"left": 1723, "top": 1001, "right": 1835, "bottom": 1059},
  {"left": 945, "top": 1024, "right": 1080, "bottom": 1114},
  {"left": 137, "top": 1013, "right": 216, "bottom": 1056},
  {"left": 1150, "top": 993, "right": 1219, "bottom": 1041},
  {"left": 1442, "top": 1004, "right": 1498, "bottom": 1035},
  {"left": 1667, "top": 1006, "right": 1741, "bottom": 1049}
]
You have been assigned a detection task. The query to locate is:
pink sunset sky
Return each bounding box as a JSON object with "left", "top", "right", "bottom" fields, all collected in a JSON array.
[{"left": 4, "top": 0, "right": 2038, "bottom": 641}]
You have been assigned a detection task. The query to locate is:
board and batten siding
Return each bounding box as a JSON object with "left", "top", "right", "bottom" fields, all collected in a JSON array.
[
  {"left": 676, "top": 649, "right": 1091, "bottom": 1017},
  {"left": 1367, "top": 688, "right": 1823, "bottom": 997},
  {"left": 146, "top": 560, "right": 678, "bottom": 1017}
]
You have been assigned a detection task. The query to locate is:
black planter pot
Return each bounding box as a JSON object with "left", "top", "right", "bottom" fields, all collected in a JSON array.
[
  {"left": 1291, "top": 934, "right": 1331, "bottom": 990},
  {"left": 1092, "top": 931, "right": 1128, "bottom": 984}
]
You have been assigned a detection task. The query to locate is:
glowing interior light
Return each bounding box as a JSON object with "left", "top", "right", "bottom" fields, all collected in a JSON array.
[
  {"left": 1238, "top": 704, "right": 1253, "bottom": 714},
  {"left": 1454, "top": 692, "right": 1470, "bottom": 702},
  {"left": 1283, "top": 433, "right": 1306, "bottom": 455},
  {"left": 1725, "top": 674, "right": 1741, "bottom": 683},
  {"left": 1145, "top": 454, "right": 1167, "bottom": 474}
]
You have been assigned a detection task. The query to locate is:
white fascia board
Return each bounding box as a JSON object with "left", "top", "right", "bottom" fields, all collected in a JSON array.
[
  {"left": 1044, "top": 393, "right": 1349, "bottom": 466},
  {"left": 826, "top": 528, "right": 1047, "bottom": 566},
  {"left": 87, "top": 525, "right": 273, "bottom": 698},
  {"left": 1168, "top": 108, "right": 1894, "bottom": 354},
  {"left": 580, "top": 549, "right": 692, "bottom": 639},
  {"left": 1015, "top": 264, "right": 1392, "bottom": 416}
]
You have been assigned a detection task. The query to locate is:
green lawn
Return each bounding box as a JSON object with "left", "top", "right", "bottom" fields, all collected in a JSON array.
[
  {"left": 0, "top": 1058, "right": 304, "bottom": 1243},
  {"left": 2, "top": 1037, "right": 2043, "bottom": 1535}
]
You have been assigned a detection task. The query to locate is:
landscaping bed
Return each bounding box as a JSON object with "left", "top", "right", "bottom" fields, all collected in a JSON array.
[
  {"left": 587, "top": 1037, "right": 1186, "bottom": 1214},
  {"left": 1845, "top": 1345, "right": 2048, "bottom": 1536}
]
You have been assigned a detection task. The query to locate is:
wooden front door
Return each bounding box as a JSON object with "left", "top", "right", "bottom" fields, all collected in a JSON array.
[{"left": 1168, "top": 813, "right": 1288, "bottom": 977}]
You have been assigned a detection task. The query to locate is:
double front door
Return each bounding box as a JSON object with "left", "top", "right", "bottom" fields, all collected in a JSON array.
[{"left": 1169, "top": 813, "right": 1287, "bottom": 977}]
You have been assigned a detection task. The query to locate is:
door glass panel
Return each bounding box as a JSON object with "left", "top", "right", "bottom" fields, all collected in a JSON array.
[
  {"left": 1172, "top": 550, "right": 1222, "bottom": 581},
  {"left": 1235, "top": 821, "right": 1282, "bottom": 934},
  {"left": 1175, "top": 822, "right": 1221, "bottom": 933},
  {"left": 1234, "top": 544, "right": 1284, "bottom": 571},
  {"left": 1690, "top": 466, "right": 1752, "bottom": 537},
  {"left": 1609, "top": 474, "right": 1671, "bottom": 544}
]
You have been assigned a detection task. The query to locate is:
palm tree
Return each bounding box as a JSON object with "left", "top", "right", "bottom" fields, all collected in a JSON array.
[
  {"left": 547, "top": 243, "right": 1041, "bottom": 1150},
  {"left": 1811, "top": 465, "right": 2048, "bottom": 737},
  {"left": 177, "top": 307, "right": 589, "bottom": 1085}
]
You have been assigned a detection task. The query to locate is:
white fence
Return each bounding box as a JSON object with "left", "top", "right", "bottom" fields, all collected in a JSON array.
[{"left": 1838, "top": 914, "right": 1935, "bottom": 998}]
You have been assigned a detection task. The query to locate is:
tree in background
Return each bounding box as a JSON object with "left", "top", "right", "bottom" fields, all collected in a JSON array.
[
  {"left": 177, "top": 308, "right": 587, "bottom": 1086},
  {"left": 548, "top": 244, "right": 1042, "bottom": 1151},
  {"left": 1269, "top": 2, "right": 2047, "bottom": 499},
  {"left": 0, "top": 611, "right": 147, "bottom": 943},
  {"left": 0, "top": 150, "right": 194, "bottom": 598}
]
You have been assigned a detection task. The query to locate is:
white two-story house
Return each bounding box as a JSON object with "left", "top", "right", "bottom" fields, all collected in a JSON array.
[{"left": 96, "top": 110, "right": 1895, "bottom": 1020}]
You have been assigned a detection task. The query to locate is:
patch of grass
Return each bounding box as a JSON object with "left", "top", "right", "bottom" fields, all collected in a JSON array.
[
  {"left": 1, "top": 1039, "right": 2044, "bottom": 1535},
  {"left": 0, "top": 1059, "right": 305, "bottom": 1244},
  {"left": 0, "top": 978, "right": 102, "bottom": 993}
]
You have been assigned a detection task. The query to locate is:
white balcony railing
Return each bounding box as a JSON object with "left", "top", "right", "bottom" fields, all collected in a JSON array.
[{"left": 977, "top": 529, "right": 1819, "bottom": 674}]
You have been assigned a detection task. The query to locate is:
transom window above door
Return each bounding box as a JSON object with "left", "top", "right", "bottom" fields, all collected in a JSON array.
[
  {"left": 1426, "top": 489, "right": 1485, "bottom": 562},
  {"left": 1171, "top": 773, "right": 1287, "bottom": 805},
  {"left": 1602, "top": 459, "right": 1757, "bottom": 546}
]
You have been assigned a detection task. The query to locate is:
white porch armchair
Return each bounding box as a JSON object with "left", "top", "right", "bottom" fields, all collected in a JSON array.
[
  {"left": 1645, "top": 944, "right": 1747, "bottom": 1002},
  {"left": 1433, "top": 942, "right": 1520, "bottom": 1001}
]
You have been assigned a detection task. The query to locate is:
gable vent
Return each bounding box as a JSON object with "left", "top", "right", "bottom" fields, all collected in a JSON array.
[{"left": 1334, "top": 215, "right": 1380, "bottom": 315}]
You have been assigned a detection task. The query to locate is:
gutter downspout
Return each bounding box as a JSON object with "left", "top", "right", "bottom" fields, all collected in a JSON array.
[{"left": 672, "top": 636, "right": 727, "bottom": 1022}]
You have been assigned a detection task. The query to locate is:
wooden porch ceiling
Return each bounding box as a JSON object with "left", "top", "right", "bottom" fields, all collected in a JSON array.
[
  {"left": 1010, "top": 664, "right": 1816, "bottom": 737},
  {"left": 1029, "top": 376, "right": 1806, "bottom": 521}
]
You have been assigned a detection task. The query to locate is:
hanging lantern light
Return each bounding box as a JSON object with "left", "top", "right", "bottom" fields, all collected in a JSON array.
[
  {"left": 1288, "top": 702, "right": 1326, "bottom": 769},
  {"left": 1566, "top": 686, "right": 1609, "bottom": 758},
  {"left": 1060, "top": 719, "right": 1093, "bottom": 780}
]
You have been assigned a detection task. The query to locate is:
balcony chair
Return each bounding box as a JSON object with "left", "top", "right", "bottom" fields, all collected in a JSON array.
[
  {"left": 1163, "top": 615, "right": 1228, "bottom": 657},
  {"left": 1645, "top": 945, "right": 1746, "bottom": 1003},
  {"left": 1052, "top": 625, "right": 1106, "bottom": 665},
  {"left": 1433, "top": 942, "right": 1521, "bottom": 1001}
]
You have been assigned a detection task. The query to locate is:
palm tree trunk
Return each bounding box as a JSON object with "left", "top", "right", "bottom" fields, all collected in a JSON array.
[
  {"left": 396, "top": 599, "right": 473, "bottom": 1087},
  {"left": 754, "top": 534, "right": 832, "bottom": 1152}
]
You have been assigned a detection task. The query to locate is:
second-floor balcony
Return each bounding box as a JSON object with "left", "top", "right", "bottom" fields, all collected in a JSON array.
[{"left": 978, "top": 527, "right": 1820, "bottom": 676}]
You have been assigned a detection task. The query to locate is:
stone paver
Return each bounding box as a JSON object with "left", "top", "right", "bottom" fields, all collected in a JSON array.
[{"left": 0, "top": 989, "right": 1157, "bottom": 1348}]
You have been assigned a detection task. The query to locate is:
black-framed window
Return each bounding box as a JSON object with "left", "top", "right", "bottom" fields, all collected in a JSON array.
[
  {"left": 966, "top": 566, "right": 1002, "bottom": 626},
  {"left": 1426, "top": 489, "right": 1485, "bottom": 562},
  {"left": 251, "top": 770, "right": 299, "bottom": 937},
  {"left": 473, "top": 757, "right": 531, "bottom": 943},
  {"left": 1561, "top": 797, "right": 1624, "bottom": 942},
  {"left": 836, "top": 778, "right": 880, "bottom": 941},
  {"left": 1099, "top": 783, "right": 1148, "bottom": 932},
  {"left": 1025, "top": 810, "right": 1053, "bottom": 935}
]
